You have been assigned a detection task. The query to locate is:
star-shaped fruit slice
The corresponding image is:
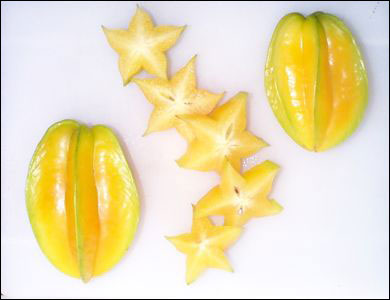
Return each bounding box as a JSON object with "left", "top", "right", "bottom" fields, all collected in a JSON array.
[
  {"left": 102, "top": 6, "right": 185, "bottom": 85},
  {"left": 167, "top": 210, "right": 241, "bottom": 284},
  {"left": 134, "top": 56, "right": 224, "bottom": 140},
  {"left": 176, "top": 92, "right": 268, "bottom": 173},
  {"left": 195, "top": 161, "right": 282, "bottom": 226}
]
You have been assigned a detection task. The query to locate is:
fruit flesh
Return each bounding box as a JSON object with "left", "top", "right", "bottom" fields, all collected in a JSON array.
[
  {"left": 177, "top": 92, "right": 268, "bottom": 173},
  {"left": 26, "top": 120, "right": 139, "bottom": 281},
  {"left": 195, "top": 161, "right": 282, "bottom": 226},
  {"left": 265, "top": 12, "right": 368, "bottom": 151},
  {"left": 134, "top": 56, "right": 223, "bottom": 140},
  {"left": 167, "top": 211, "right": 241, "bottom": 284},
  {"left": 102, "top": 7, "right": 185, "bottom": 84}
]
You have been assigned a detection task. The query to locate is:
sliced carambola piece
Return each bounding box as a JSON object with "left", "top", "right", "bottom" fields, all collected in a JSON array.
[
  {"left": 177, "top": 92, "right": 268, "bottom": 173},
  {"left": 167, "top": 208, "right": 241, "bottom": 284},
  {"left": 264, "top": 12, "right": 368, "bottom": 151},
  {"left": 134, "top": 56, "right": 224, "bottom": 140},
  {"left": 26, "top": 120, "right": 140, "bottom": 282},
  {"left": 103, "top": 7, "right": 185, "bottom": 85},
  {"left": 195, "top": 161, "right": 282, "bottom": 226}
]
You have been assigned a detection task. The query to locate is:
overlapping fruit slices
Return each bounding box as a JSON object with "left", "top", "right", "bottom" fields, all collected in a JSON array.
[
  {"left": 167, "top": 206, "right": 242, "bottom": 285},
  {"left": 176, "top": 92, "right": 268, "bottom": 172},
  {"left": 134, "top": 56, "right": 224, "bottom": 140},
  {"left": 104, "top": 6, "right": 282, "bottom": 284}
]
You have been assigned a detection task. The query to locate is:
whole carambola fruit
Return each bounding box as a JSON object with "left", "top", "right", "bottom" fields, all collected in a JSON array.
[
  {"left": 265, "top": 12, "right": 368, "bottom": 151},
  {"left": 26, "top": 120, "right": 139, "bottom": 282}
]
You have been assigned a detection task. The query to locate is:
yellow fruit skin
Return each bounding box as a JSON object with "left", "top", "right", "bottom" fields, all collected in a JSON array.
[
  {"left": 26, "top": 120, "right": 80, "bottom": 278},
  {"left": 92, "top": 125, "right": 140, "bottom": 276},
  {"left": 26, "top": 120, "right": 139, "bottom": 281},
  {"left": 74, "top": 125, "right": 100, "bottom": 282},
  {"left": 265, "top": 12, "right": 368, "bottom": 151}
]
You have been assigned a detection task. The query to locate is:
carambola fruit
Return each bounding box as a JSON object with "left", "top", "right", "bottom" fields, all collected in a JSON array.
[
  {"left": 167, "top": 207, "right": 241, "bottom": 285},
  {"left": 265, "top": 12, "right": 368, "bottom": 151},
  {"left": 103, "top": 6, "right": 185, "bottom": 85},
  {"left": 195, "top": 161, "right": 282, "bottom": 226},
  {"left": 26, "top": 120, "right": 140, "bottom": 282},
  {"left": 134, "top": 56, "right": 224, "bottom": 140},
  {"left": 177, "top": 92, "right": 268, "bottom": 173}
]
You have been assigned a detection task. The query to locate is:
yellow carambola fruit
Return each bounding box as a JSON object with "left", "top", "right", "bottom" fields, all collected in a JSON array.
[
  {"left": 26, "top": 120, "right": 140, "bottom": 282},
  {"left": 265, "top": 12, "right": 368, "bottom": 151}
]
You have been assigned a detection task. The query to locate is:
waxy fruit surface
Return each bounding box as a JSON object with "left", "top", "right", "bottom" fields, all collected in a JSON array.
[
  {"left": 26, "top": 120, "right": 139, "bottom": 282},
  {"left": 265, "top": 12, "right": 368, "bottom": 151}
]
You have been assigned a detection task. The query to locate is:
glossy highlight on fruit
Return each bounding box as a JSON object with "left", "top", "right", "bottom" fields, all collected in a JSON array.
[
  {"left": 265, "top": 12, "right": 368, "bottom": 151},
  {"left": 26, "top": 120, "right": 140, "bottom": 282},
  {"left": 103, "top": 6, "right": 185, "bottom": 85},
  {"left": 167, "top": 207, "right": 241, "bottom": 284}
]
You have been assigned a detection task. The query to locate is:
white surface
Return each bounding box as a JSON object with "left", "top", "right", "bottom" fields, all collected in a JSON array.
[{"left": 1, "top": 1, "right": 389, "bottom": 298}]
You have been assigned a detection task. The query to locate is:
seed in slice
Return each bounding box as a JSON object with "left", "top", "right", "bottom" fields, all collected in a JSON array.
[
  {"left": 134, "top": 56, "right": 223, "bottom": 140},
  {"left": 195, "top": 161, "right": 282, "bottom": 226},
  {"left": 177, "top": 92, "right": 268, "bottom": 173},
  {"left": 102, "top": 6, "right": 185, "bottom": 85},
  {"left": 167, "top": 208, "right": 241, "bottom": 285}
]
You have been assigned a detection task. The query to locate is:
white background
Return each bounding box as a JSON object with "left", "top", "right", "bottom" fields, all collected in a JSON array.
[{"left": 1, "top": 1, "right": 389, "bottom": 298}]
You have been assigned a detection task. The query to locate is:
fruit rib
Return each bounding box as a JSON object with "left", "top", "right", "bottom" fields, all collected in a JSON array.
[
  {"left": 65, "top": 127, "right": 79, "bottom": 263},
  {"left": 314, "top": 12, "right": 368, "bottom": 151},
  {"left": 26, "top": 120, "right": 80, "bottom": 277},
  {"left": 264, "top": 13, "right": 306, "bottom": 148},
  {"left": 92, "top": 125, "right": 140, "bottom": 276},
  {"left": 268, "top": 13, "right": 319, "bottom": 150},
  {"left": 74, "top": 125, "right": 100, "bottom": 282}
]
